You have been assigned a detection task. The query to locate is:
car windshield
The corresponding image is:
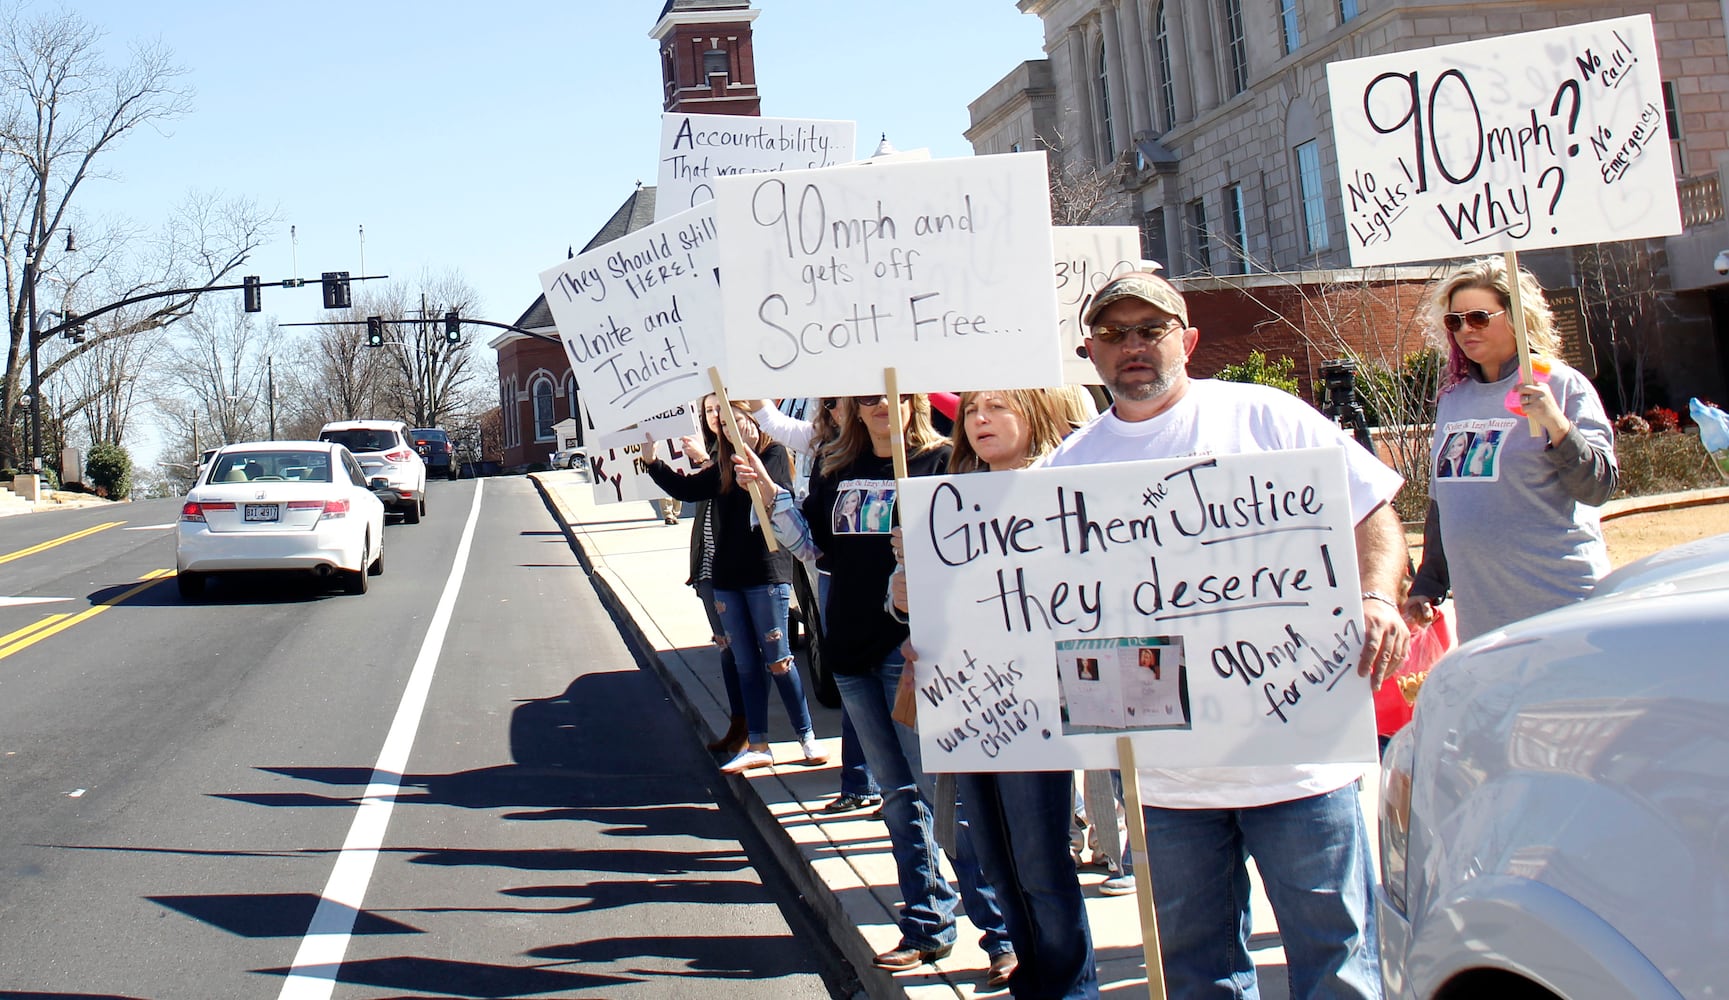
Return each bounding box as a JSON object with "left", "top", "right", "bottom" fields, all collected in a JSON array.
[
  {"left": 208, "top": 451, "right": 333, "bottom": 483},
  {"left": 411, "top": 429, "right": 449, "bottom": 445},
  {"left": 320, "top": 429, "right": 399, "bottom": 454}
]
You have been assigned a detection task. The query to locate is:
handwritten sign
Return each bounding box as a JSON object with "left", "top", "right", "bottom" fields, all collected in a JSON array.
[
  {"left": 899, "top": 448, "right": 1376, "bottom": 772},
  {"left": 655, "top": 112, "right": 856, "bottom": 221},
  {"left": 539, "top": 205, "right": 721, "bottom": 436},
  {"left": 583, "top": 404, "right": 701, "bottom": 505},
  {"left": 1326, "top": 14, "right": 1680, "bottom": 266},
  {"left": 1053, "top": 226, "right": 1144, "bottom": 385},
  {"left": 710, "top": 152, "right": 1063, "bottom": 398}
]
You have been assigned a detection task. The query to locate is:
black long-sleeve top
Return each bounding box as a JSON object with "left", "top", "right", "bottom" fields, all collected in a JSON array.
[{"left": 645, "top": 443, "right": 795, "bottom": 591}]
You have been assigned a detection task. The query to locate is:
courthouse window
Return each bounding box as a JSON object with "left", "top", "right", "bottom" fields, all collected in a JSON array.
[
  {"left": 1295, "top": 140, "right": 1330, "bottom": 252},
  {"left": 1154, "top": 2, "right": 1177, "bottom": 130}
]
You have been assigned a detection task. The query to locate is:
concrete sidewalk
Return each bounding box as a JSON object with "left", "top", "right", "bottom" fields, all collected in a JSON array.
[{"left": 533, "top": 469, "right": 1329, "bottom": 999}]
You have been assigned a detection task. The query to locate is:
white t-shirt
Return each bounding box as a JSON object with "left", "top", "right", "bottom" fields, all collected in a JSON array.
[{"left": 1046, "top": 378, "right": 1404, "bottom": 809}]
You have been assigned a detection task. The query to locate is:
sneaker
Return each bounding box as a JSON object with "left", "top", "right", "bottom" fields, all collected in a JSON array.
[
  {"left": 799, "top": 734, "right": 830, "bottom": 764},
  {"left": 820, "top": 793, "right": 881, "bottom": 814},
  {"left": 1098, "top": 872, "right": 1137, "bottom": 896},
  {"left": 720, "top": 747, "right": 773, "bottom": 773}
]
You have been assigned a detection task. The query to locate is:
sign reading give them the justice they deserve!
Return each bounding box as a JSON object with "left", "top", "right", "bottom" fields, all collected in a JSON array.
[
  {"left": 655, "top": 112, "right": 856, "bottom": 221},
  {"left": 1326, "top": 14, "right": 1680, "bottom": 267},
  {"left": 538, "top": 204, "right": 721, "bottom": 437},
  {"left": 711, "top": 152, "right": 1062, "bottom": 399},
  {"left": 899, "top": 448, "right": 1378, "bottom": 773}
]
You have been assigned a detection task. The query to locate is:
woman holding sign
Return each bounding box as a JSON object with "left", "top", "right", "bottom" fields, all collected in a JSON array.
[
  {"left": 890, "top": 386, "right": 1100, "bottom": 999},
  {"left": 643, "top": 402, "right": 827, "bottom": 773},
  {"left": 1403, "top": 257, "right": 1617, "bottom": 642},
  {"left": 736, "top": 393, "right": 1017, "bottom": 985}
]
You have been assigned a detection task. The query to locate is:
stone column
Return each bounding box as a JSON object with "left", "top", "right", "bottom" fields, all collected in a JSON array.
[
  {"left": 1066, "top": 24, "right": 1098, "bottom": 160},
  {"left": 1100, "top": 3, "right": 1132, "bottom": 159},
  {"left": 1118, "top": 0, "right": 1154, "bottom": 137}
]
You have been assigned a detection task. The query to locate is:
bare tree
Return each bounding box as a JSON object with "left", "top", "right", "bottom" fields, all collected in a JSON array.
[
  {"left": 0, "top": 10, "right": 271, "bottom": 469},
  {"left": 159, "top": 298, "right": 271, "bottom": 450},
  {"left": 1042, "top": 133, "right": 1131, "bottom": 227},
  {"left": 1575, "top": 238, "right": 1671, "bottom": 417}
]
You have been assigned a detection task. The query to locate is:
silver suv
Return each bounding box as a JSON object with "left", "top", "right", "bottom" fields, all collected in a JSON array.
[{"left": 317, "top": 419, "right": 427, "bottom": 524}]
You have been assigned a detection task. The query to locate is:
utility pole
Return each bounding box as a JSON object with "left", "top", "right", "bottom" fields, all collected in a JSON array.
[{"left": 267, "top": 355, "right": 277, "bottom": 439}]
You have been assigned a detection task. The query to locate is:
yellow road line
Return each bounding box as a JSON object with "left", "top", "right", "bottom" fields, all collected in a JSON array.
[
  {"left": 0, "top": 521, "right": 126, "bottom": 567},
  {"left": 0, "top": 570, "right": 171, "bottom": 661}
]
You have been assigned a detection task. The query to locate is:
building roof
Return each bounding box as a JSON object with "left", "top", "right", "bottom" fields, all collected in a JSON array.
[
  {"left": 511, "top": 185, "right": 659, "bottom": 331},
  {"left": 658, "top": 0, "right": 752, "bottom": 16}
]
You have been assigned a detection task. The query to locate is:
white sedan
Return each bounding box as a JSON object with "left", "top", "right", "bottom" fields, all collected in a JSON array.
[{"left": 176, "top": 441, "right": 386, "bottom": 599}]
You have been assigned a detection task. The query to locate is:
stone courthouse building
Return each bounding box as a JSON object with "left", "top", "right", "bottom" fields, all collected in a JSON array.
[{"left": 973, "top": 0, "right": 1729, "bottom": 410}]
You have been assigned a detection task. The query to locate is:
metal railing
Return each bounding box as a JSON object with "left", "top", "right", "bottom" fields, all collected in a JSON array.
[{"left": 1679, "top": 173, "right": 1724, "bottom": 228}]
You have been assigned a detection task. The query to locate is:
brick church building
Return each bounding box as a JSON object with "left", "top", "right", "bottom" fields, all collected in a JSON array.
[{"left": 490, "top": 0, "right": 761, "bottom": 470}]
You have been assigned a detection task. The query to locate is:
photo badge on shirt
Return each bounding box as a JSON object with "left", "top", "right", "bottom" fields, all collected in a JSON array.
[
  {"left": 832, "top": 478, "right": 897, "bottom": 534},
  {"left": 1435, "top": 418, "right": 1513, "bottom": 482}
]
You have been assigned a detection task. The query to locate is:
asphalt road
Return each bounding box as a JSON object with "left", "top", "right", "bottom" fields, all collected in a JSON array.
[{"left": 0, "top": 476, "right": 847, "bottom": 999}]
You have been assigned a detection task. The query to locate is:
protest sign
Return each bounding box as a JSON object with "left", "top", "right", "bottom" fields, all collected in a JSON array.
[
  {"left": 655, "top": 112, "right": 855, "bottom": 220},
  {"left": 1053, "top": 226, "right": 1144, "bottom": 385},
  {"left": 538, "top": 205, "right": 721, "bottom": 436},
  {"left": 583, "top": 403, "right": 701, "bottom": 505},
  {"left": 711, "top": 152, "right": 1063, "bottom": 398},
  {"left": 899, "top": 448, "right": 1376, "bottom": 772},
  {"left": 1327, "top": 14, "right": 1680, "bottom": 266}
]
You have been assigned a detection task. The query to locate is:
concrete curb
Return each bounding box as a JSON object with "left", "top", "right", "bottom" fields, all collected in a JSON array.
[{"left": 532, "top": 474, "right": 908, "bottom": 1000}]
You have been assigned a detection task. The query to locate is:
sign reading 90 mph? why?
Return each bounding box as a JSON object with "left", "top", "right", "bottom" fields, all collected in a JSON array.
[{"left": 1325, "top": 14, "right": 1680, "bottom": 267}]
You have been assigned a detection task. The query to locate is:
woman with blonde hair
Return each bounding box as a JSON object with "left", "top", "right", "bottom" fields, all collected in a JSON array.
[
  {"left": 734, "top": 392, "right": 1016, "bottom": 986},
  {"left": 1402, "top": 255, "right": 1617, "bottom": 642}
]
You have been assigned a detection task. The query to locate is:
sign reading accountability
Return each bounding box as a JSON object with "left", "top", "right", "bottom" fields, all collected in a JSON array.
[
  {"left": 655, "top": 112, "right": 856, "bottom": 221},
  {"left": 1053, "top": 226, "right": 1143, "bottom": 385},
  {"left": 1326, "top": 14, "right": 1680, "bottom": 266},
  {"left": 899, "top": 448, "right": 1376, "bottom": 772},
  {"left": 539, "top": 205, "right": 721, "bottom": 436},
  {"left": 711, "top": 152, "right": 1062, "bottom": 398}
]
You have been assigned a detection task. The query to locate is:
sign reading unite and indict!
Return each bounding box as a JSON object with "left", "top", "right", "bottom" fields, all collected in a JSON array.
[
  {"left": 1326, "top": 15, "right": 1680, "bottom": 266},
  {"left": 899, "top": 449, "right": 1377, "bottom": 773},
  {"left": 538, "top": 205, "right": 721, "bottom": 437},
  {"left": 1052, "top": 226, "right": 1144, "bottom": 386},
  {"left": 655, "top": 112, "right": 856, "bottom": 221},
  {"left": 710, "top": 152, "right": 1063, "bottom": 399}
]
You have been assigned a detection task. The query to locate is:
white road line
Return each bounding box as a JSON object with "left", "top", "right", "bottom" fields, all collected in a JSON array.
[
  {"left": 0, "top": 596, "right": 73, "bottom": 607},
  {"left": 124, "top": 523, "right": 177, "bottom": 531},
  {"left": 277, "top": 480, "right": 485, "bottom": 1000}
]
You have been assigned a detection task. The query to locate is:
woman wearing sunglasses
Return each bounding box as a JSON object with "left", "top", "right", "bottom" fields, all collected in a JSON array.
[
  {"left": 733, "top": 392, "right": 1016, "bottom": 984},
  {"left": 1403, "top": 256, "right": 1617, "bottom": 642}
]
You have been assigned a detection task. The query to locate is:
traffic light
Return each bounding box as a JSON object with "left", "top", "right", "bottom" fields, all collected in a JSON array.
[
  {"left": 444, "top": 310, "right": 460, "bottom": 345},
  {"left": 243, "top": 275, "right": 262, "bottom": 313},
  {"left": 366, "top": 316, "right": 384, "bottom": 347},
  {"left": 321, "top": 271, "right": 351, "bottom": 309}
]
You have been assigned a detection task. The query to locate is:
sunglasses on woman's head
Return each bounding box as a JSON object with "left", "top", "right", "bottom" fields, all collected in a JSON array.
[
  {"left": 1442, "top": 309, "right": 1506, "bottom": 333},
  {"left": 1089, "top": 318, "right": 1181, "bottom": 346},
  {"left": 853, "top": 394, "right": 909, "bottom": 407}
]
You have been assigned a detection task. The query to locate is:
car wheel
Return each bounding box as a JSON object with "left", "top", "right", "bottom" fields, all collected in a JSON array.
[
  {"left": 176, "top": 571, "right": 204, "bottom": 601},
  {"left": 420, "top": 495, "right": 428, "bottom": 517},
  {"left": 368, "top": 544, "right": 384, "bottom": 576},
  {"left": 345, "top": 539, "right": 371, "bottom": 595},
  {"left": 403, "top": 500, "right": 421, "bottom": 525}
]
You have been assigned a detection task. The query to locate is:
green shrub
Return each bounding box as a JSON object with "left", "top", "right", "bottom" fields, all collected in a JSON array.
[
  {"left": 1213, "top": 351, "right": 1299, "bottom": 395},
  {"left": 1614, "top": 429, "right": 1722, "bottom": 498},
  {"left": 86, "top": 442, "right": 132, "bottom": 500}
]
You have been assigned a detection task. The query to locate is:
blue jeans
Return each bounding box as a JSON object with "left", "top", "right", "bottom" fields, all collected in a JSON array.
[
  {"left": 714, "top": 583, "right": 813, "bottom": 744},
  {"left": 819, "top": 570, "right": 878, "bottom": 798},
  {"left": 695, "top": 580, "right": 742, "bottom": 718},
  {"left": 836, "top": 653, "right": 1011, "bottom": 956},
  {"left": 957, "top": 770, "right": 1097, "bottom": 998},
  {"left": 1138, "top": 783, "right": 1381, "bottom": 1000}
]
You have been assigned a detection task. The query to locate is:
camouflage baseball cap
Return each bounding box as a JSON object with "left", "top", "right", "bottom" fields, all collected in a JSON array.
[{"left": 1081, "top": 271, "right": 1188, "bottom": 329}]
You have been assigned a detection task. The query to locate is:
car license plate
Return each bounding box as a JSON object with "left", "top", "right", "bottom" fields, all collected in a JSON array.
[{"left": 244, "top": 504, "right": 279, "bottom": 522}]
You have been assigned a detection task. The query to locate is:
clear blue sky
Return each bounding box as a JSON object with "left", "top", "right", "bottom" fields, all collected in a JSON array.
[{"left": 66, "top": 2, "right": 1048, "bottom": 345}]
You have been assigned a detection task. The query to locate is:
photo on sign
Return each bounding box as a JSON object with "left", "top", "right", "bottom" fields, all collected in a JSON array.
[{"left": 1055, "top": 636, "right": 1191, "bottom": 734}]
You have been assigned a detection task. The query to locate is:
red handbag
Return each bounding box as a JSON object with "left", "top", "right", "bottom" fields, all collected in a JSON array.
[{"left": 1375, "top": 605, "right": 1455, "bottom": 737}]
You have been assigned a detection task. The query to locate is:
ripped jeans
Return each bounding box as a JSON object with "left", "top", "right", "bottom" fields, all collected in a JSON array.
[{"left": 713, "top": 582, "right": 813, "bottom": 745}]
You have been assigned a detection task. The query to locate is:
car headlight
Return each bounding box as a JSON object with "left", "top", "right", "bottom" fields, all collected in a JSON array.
[{"left": 1379, "top": 726, "right": 1416, "bottom": 916}]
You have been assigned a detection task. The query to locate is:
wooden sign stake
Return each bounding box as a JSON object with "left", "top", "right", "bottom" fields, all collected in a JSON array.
[
  {"left": 1501, "top": 250, "right": 1542, "bottom": 438},
  {"left": 884, "top": 368, "right": 909, "bottom": 481},
  {"left": 707, "top": 366, "right": 779, "bottom": 552},
  {"left": 1117, "top": 735, "right": 1167, "bottom": 1000}
]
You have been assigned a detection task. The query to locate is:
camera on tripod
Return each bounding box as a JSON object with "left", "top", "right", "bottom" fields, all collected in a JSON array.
[{"left": 1318, "top": 358, "right": 1374, "bottom": 452}]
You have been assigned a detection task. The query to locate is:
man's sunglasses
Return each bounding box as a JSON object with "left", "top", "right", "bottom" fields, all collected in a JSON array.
[
  {"left": 1441, "top": 309, "right": 1506, "bottom": 333},
  {"left": 1089, "top": 318, "right": 1181, "bottom": 346},
  {"left": 853, "top": 394, "right": 910, "bottom": 407}
]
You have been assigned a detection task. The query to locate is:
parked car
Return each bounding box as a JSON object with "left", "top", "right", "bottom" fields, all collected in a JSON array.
[
  {"left": 411, "top": 427, "right": 457, "bottom": 481},
  {"left": 318, "top": 419, "right": 427, "bottom": 523},
  {"left": 1377, "top": 531, "right": 1729, "bottom": 1000},
  {"left": 176, "top": 441, "right": 386, "bottom": 599},
  {"left": 550, "top": 444, "right": 586, "bottom": 471}
]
